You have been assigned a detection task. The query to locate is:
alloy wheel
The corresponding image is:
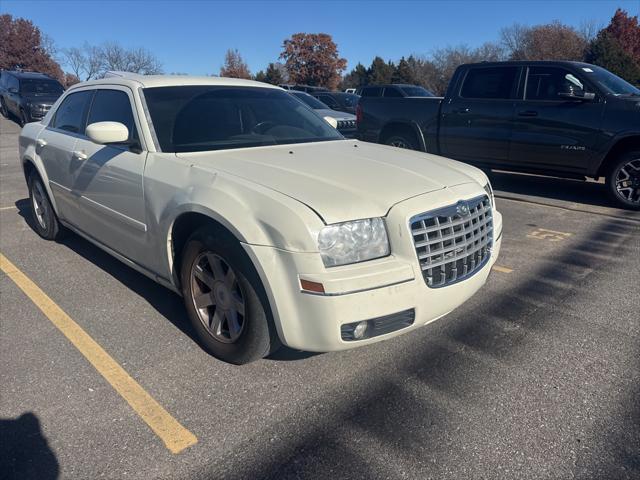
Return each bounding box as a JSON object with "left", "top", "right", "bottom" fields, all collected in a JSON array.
[
  {"left": 389, "top": 139, "right": 411, "bottom": 149},
  {"left": 31, "top": 180, "right": 48, "bottom": 229},
  {"left": 615, "top": 158, "right": 640, "bottom": 205},
  {"left": 190, "top": 252, "right": 246, "bottom": 343}
]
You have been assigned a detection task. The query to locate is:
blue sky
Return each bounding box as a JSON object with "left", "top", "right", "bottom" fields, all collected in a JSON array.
[{"left": 2, "top": 0, "right": 638, "bottom": 75}]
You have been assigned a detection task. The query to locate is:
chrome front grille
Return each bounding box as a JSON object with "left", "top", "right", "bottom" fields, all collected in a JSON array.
[
  {"left": 337, "top": 119, "right": 356, "bottom": 130},
  {"left": 410, "top": 195, "right": 493, "bottom": 288}
]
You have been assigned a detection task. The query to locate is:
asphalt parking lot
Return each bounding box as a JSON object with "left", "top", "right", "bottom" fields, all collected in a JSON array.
[{"left": 1, "top": 114, "right": 639, "bottom": 480}]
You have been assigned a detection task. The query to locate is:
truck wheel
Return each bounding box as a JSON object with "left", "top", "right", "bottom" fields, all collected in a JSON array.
[
  {"left": 385, "top": 133, "right": 418, "bottom": 151},
  {"left": 606, "top": 151, "right": 640, "bottom": 210},
  {"left": 180, "top": 226, "right": 281, "bottom": 364},
  {"left": 28, "top": 173, "right": 62, "bottom": 240},
  {"left": 0, "top": 98, "right": 7, "bottom": 118}
]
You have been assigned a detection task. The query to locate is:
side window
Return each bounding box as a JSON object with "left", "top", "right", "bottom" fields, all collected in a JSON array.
[
  {"left": 51, "top": 90, "right": 92, "bottom": 133},
  {"left": 10, "top": 76, "right": 19, "bottom": 91},
  {"left": 525, "top": 67, "right": 587, "bottom": 101},
  {"left": 361, "top": 86, "right": 382, "bottom": 97},
  {"left": 460, "top": 67, "right": 518, "bottom": 99},
  {"left": 383, "top": 87, "right": 403, "bottom": 97},
  {"left": 87, "top": 89, "right": 139, "bottom": 141}
]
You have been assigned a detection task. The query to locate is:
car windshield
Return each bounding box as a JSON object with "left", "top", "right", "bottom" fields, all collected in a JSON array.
[
  {"left": 340, "top": 94, "right": 360, "bottom": 107},
  {"left": 20, "top": 79, "right": 64, "bottom": 96},
  {"left": 143, "top": 86, "right": 344, "bottom": 153},
  {"left": 582, "top": 66, "right": 640, "bottom": 96},
  {"left": 399, "top": 86, "right": 434, "bottom": 97},
  {"left": 290, "top": 91, "right": 329, "bottom": 109}
]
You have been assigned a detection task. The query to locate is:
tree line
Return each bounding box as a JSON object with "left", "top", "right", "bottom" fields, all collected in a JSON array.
[{"left": 1, "top": 8, "right": 638, "bottom": 93}]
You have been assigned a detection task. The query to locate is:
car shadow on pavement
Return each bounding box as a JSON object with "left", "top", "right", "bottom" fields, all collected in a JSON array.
[
  {"left": 207, "top": 217, "right": 639, "bottom": 480},
  {"left": 487, "top": 170, "right": 621, "bottom": 210},
  {"left": 14, "top": 197, "right": 323, "bottom": 363},
  {"left": 0, "top": 412, "right": 59, "bottom": 480}
]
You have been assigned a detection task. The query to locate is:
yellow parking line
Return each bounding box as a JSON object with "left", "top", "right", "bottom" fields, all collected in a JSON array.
[
  {"left": 0, "top": 253, "right": 197, "bottom": 454},
  {"left": 492, "top": 265, "right": 513, "bottom": 273},
  {"left": 0, "top": 205, "right": 17, "bottom": 210}
]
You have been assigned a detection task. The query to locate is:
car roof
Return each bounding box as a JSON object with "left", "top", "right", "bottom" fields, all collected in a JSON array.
[
  {"left": 359, "top": 84, "right": 422, "bottom": 89},
  {"left": 463, "top": 60, "right": 596, "bottom": 68},
  {"left": 67, "top": 72, "right": 281, "bottom": 91},
  {"left": 2, "top": 70, "right": 56, "bottom": 80}
]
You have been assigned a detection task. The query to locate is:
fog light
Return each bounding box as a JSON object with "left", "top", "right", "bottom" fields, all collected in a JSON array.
[{"left": 353, "top": 321, "right": 368, "bottom": 339}]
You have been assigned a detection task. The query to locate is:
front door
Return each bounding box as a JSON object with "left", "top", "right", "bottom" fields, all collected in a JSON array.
[
  {"left": 439, "top": 65, "right": 520, "bottom": 166},
  {"left": 65, "top": 87, "right": 148, "bottom": 264},
  {"left": 37, "top": 89, "right": 94, "bottom": 221},
  {"left": 508, "top": 65, "right": 606, "bottom": 174}
]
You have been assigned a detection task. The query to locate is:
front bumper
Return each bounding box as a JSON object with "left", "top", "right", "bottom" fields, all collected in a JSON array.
[{"left": 244, "top": 184, "right": 503, "bottom": 352}]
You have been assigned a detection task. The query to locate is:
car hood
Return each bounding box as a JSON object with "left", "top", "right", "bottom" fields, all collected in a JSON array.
[
  {"left": 314, "top": 108, "right": 356, "bottom": 121},
  {"left": 177, "top": 140, "right": 485, "bottom": 224}
]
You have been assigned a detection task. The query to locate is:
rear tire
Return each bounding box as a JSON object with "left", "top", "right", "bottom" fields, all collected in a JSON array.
[
  {"left": 179, "top": 226, "right": 281, "bottom": 364},
  {"left": 606, "top": 151, "right": 640, "bottom": 210},
  {"left": 0, "top": 98, "right": 7, "bottom": 118},
  {"left": 384, "top": 132, "right": 418, "bottom": 150},
  {"left": 28, "top": 173, "right": 62, "bottom": 240}
]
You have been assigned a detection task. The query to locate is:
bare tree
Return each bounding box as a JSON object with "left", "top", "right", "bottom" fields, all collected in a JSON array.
[
  {"left": 501, "top": 21, "right": 588, "bottom": 61},
  {"left": 62, "top": 46, "right": 85, "bottom": 79}
]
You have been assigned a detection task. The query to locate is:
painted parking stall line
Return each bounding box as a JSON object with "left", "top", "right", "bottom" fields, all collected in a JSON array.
[
  {"left": 0, "top": 253, "right": 198, "bottom": 454},
  {"left": 492, "top": 265, "right": 513, "bottom": 273}
]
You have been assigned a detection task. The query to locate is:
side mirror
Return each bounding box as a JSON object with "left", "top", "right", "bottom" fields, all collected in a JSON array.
[
  {"left": 323, "top": 116, "right": 338, "bottom": 129},
  {"left": 8, "top": 87, "right": 18, "bottom": 94},
  {"left": 86, "top": 121, "right": 129, "bottom": 145}
]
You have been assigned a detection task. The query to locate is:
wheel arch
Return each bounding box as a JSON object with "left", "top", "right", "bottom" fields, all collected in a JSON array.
[
  {"left": 21, "top": 154, "right": 60, "bottom": 214},
  {"left": 596, "top": 135, "right": 640, "bottom": 177},
  {"left": 379, "top": 121, "right": 426, "bottom": 151}
]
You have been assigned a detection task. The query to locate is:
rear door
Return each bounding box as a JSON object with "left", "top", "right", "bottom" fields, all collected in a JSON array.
[
  {"left": 508, "top": 65, "right": 606, "bottom": 174},
  {"left": 37, "top": 89, "right": 94, "bottom": 221},
  {"left": 439, "top": 65, "right": 520, "bottom": 165},
  {"left": 65, "top": 86, "right": 148, "bottom": 262}
]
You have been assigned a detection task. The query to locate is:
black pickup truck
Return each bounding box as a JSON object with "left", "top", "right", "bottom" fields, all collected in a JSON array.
[{"left": 357, "top": 61, "right": 640, "bottom": 209}]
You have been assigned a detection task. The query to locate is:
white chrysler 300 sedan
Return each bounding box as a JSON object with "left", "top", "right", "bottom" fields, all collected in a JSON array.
[{"left": 19, "top": 73, "right": 502, "bottom": 364}]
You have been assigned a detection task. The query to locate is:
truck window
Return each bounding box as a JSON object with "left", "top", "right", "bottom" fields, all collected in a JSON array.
[
  {"left": 383, "top": 87, "right": 403, "bottom": 98},
  {"left": 525, "top": 67, "right": 588, "bottom": 101},
  {"left": 361, "top": 87, "right": 382, "bottom": 97},
  {"left": 460, "top": 67, "right": 518, "bottom": 100}
]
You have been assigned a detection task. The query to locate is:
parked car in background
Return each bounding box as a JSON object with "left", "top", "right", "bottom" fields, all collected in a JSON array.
[
  {"left": 279, "top": 84, "right": 329, "bottom": 93},
  {"left": 19, "top": 72, "right": 502, "bottom": 363},
  {"left": 289, "top": 90, "right": 357, "bottom": 137},
  {"left": 357, "top": 61, "right": 640, "bottom": 210},
  {"left": 356, "top": 84, "right": 435, "bottom": 98},
  {"left": 344, "top": 88, "right": 356, "bottom": 94},
  {"left": 0, "top": 71, "right": 64, "bottom": 125},
  {"left": 310, "top": 91, "right": 360, "bottom": 115}
]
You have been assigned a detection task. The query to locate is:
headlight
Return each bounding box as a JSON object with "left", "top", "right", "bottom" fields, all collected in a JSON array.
[
  {"left": 317, "top": 218, "right": 390, "bottom": 267},
  {"left": 484, "top": 181, "right": 494, "bottom": 207}
]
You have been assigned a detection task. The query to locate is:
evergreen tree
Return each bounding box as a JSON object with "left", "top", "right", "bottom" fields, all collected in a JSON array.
[{"left": 586, "top": 31, "right": 640, "bottom": 85}]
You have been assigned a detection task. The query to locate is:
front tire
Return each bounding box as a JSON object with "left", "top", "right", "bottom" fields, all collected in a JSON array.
[
  {"left": 28, "top": 173, "right": 62, "bottom": 240},
  {"left": 19, "top": 109, "right": 28, "bottom": 127},
  {"left": 606, "top": 151, "right": 640, "bottom": 210},
  {"left": 0, "top": 98, "right": 7, "bottom": 118},
  {"left": 180, "top": 226, "right": 281, "bottom": 364}
]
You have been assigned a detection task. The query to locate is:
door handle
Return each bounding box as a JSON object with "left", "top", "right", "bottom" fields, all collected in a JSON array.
[
  {"left": 518, "top": 110, "right": 538, "bottom": 117},
  {"left": 36, "top": 139, "right": 47, "bottom": 148},
  {"left": 454, "top": 107, "right": 471, "bottom": 114},
  {"left": 73, "top": 151, "right": 88, "bottom": 161}
]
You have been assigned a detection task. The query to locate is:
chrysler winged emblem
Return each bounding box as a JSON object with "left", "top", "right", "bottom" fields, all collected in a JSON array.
[{"left": 456, "top": 201, "right": 470, "bottom": 217}]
